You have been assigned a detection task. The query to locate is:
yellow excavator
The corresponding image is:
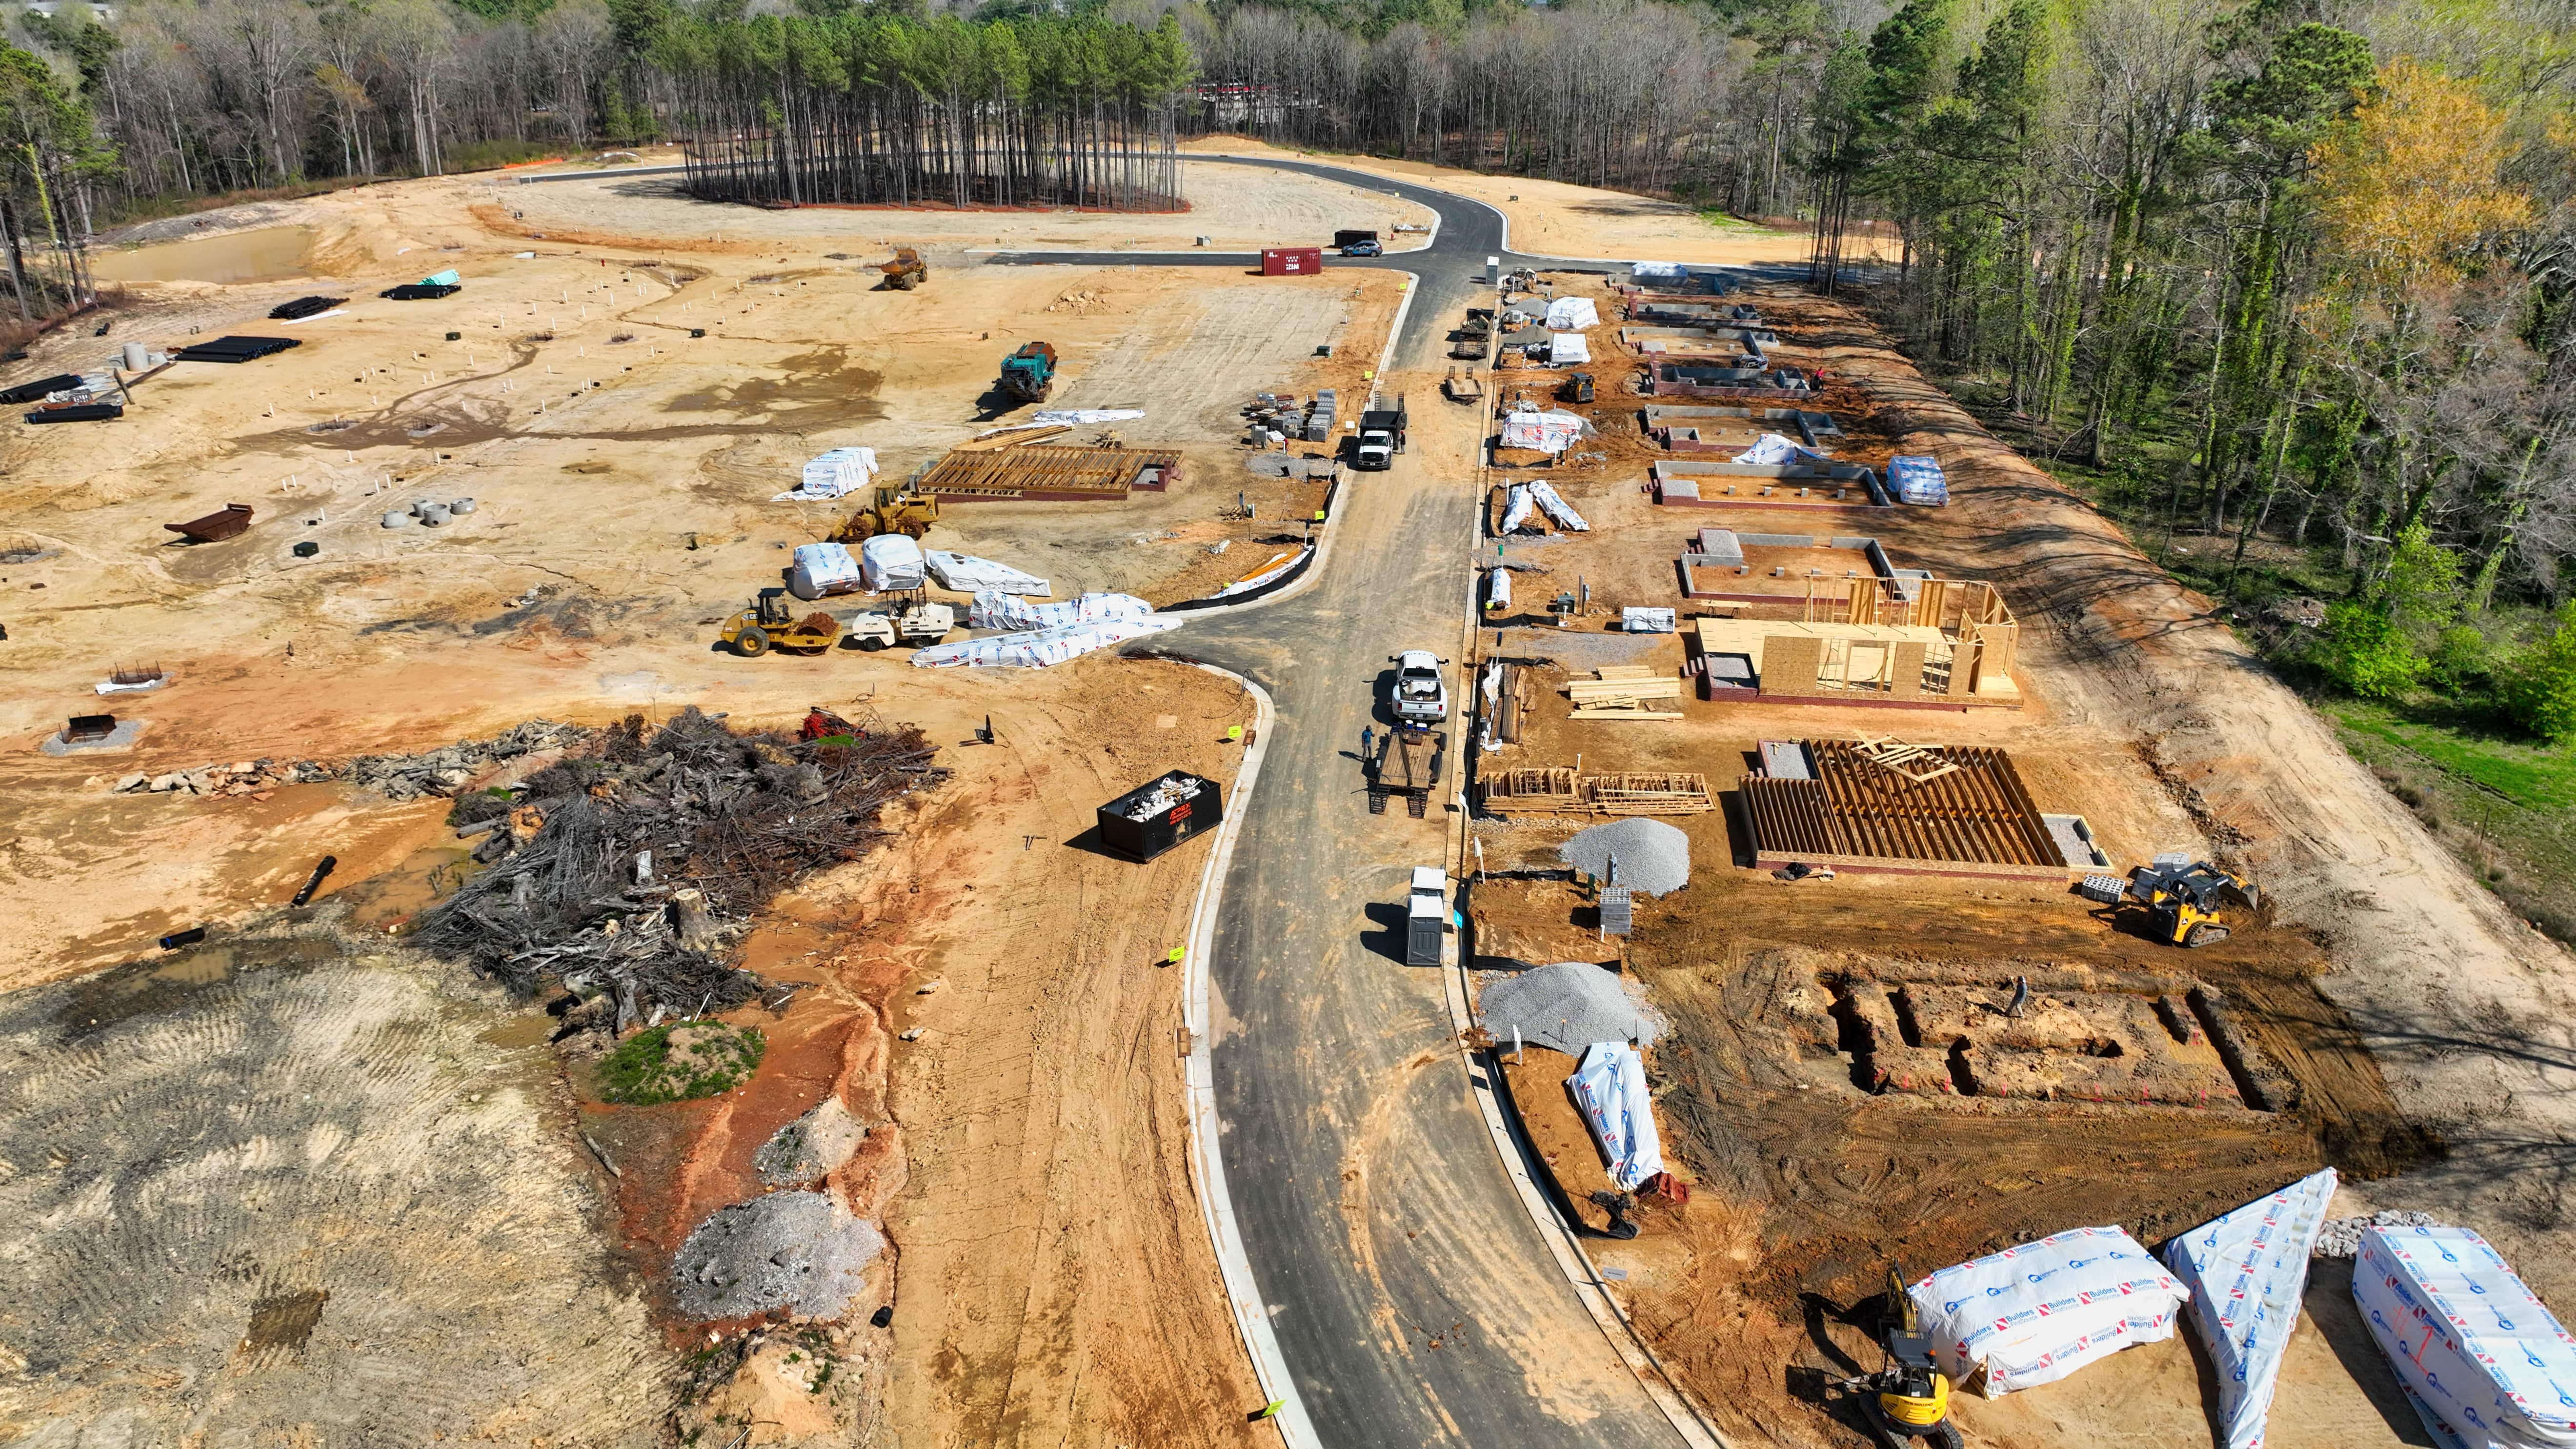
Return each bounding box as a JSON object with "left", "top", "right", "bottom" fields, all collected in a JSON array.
[
  {"left": 2078, "top": 855, "right": 2260, "bottom": 947},
  {"left": 828, "top": 482, "right": 939, "bottom": 543},
  {"left": 1835, "top": 1266, "right": 1965, "bottom": 1448}
]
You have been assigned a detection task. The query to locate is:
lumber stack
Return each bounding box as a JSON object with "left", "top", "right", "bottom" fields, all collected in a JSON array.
[
  {"left": 1480, "top": 766, "right": 1581, "bottom": 812},
  {"left": 1566, "top": 665, "right": 1685, "bottom": 719},
  {"left": 1478, "top": 766, "right": 1712, "bottom": 816}
]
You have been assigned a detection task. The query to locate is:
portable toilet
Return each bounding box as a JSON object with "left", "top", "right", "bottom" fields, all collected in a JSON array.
[
  {"left": 1404, "top": 865, "right": 1446, "bottom": 966},
  {"left": 1487, "top": 256, "right": 1501, "bottom": 287}
]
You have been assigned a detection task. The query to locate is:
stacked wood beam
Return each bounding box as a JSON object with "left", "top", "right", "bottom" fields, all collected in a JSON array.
[
  {"left": 918, "top": 443, "right": 1182, "bottom": 502},
  {"left": 1566, "top": 665, "right": 1684, "bottom": 719}
]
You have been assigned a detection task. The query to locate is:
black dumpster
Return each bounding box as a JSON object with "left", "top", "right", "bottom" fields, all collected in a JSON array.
[{"left": 1097, "top": 770, "right": 1222, "bottom": 863}]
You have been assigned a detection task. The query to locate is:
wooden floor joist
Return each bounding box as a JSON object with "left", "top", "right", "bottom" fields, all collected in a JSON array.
[
  {"left": 918, "top": 443, "right": 1181, "bottom": 501},
  {"left": 1741, "top": 740, "right": 2068, "bottom": 876}
]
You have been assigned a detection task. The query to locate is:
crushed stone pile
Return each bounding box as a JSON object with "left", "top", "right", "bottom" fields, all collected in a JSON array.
[
  {"left": 2312, "top": 1211, "right": 2436, "bottom": 1258},
  {"left": 1478, "top": 961, "right": 1666, "bottom": 1057},
  {"left": 1558, "top": 818, "right": 1691, "bottom": 896},
  {"left": 670, "top": 1190, "right": 883, "bottom": 1321},
  {"left": 346, "top": 719, "right": 591, "bottom": 801},
  {"left": 754, "top": 1098, "right": 867, "bottom": 1186}
]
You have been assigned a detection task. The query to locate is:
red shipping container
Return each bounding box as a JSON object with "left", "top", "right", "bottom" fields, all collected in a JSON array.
[{"left": 1261, "top": 247, "right": 1323, "bottom": 276}]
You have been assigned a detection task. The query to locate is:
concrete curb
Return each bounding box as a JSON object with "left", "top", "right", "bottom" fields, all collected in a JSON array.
[
  {"left": 1439, "top": 301, "right": 1732, "bottom": 1449},
  {"left": 1171, "top": 664, "right": 1318, "bottom": 1449}
]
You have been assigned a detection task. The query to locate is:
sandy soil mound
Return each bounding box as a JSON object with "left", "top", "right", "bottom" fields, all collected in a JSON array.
[{"left": 671, "top": 1189, "right": 884, "bottom": 1321}]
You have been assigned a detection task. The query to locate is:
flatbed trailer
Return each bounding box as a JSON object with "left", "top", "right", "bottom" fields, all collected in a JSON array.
[{"left": 1368, "top": 725, "right": 1445, "bottom": 817}]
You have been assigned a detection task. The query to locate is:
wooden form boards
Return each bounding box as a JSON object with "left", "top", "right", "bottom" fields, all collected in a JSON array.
[{"left": 920, "top": 443, "right": 1180, "bottom": 502}]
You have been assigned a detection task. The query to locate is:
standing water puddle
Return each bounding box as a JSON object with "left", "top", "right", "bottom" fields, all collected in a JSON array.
[{"left": 92, "top": 225, "right": 315, "bottom": 284}]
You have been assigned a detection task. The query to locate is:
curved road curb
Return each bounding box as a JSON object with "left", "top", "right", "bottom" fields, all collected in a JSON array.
[{"left": 1169, "top": 664, "right": 1321, "bottom": 1447}]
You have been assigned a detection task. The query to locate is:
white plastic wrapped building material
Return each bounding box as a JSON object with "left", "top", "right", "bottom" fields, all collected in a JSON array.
[
  {"left": 966, "top": 590, "right": 1152, "bottom": 632},
  {"left": 1909, "top": 1226, "right": 2190, "bottom": 1396},
  {"left": 1621, "top": 607, "right": 1676, "bottom": 633},
  {"left": 1544, "top": 296, "right": 1600, "bottom": 329},
  {"left": 2163, "top": 1168, "right": 2339, "bottom": 1449},
  {"left": 910, "top": 615, "right": 1181, "bottom": 668},
  {"left": 1498, "top": 407, "right": 1590, "bottom": 454},
  {"left": 923, "top": 550, "right": 1049, "bottom": 596},
  {"left": 776, "top": 446, "right": 878, "bottom": 501},
  {"left": 1499, "top": 484, "right": 1536, "bottom": 534},
  {"left": 2354, "top": 1223, "right": 2576, "bottom": 1449},
  {"left": 1528, "top": 481, "right": 1590, "bottom": 531},
  {"left": 1731, "top": 432, "right": 1828, "bottom": 466},
  {"left": 1486, "top": 566, "right": 1512, "bottom": 612},
  {"left": 1632, "top": 260, "right": 1688, "bottom": 280},
  {"left": 1569, "top": 1041, "right": 1665, "bottom": 1191},
  {"left": 1028, "top": 407, "right": 1145, "bottom": 426},
  {"left": 1548, "top": 331, "right": 1592, "bottom": 364},
  {"left": 788, "top": 542, "right": 865, "bottom": 600},
  {"left": 859, "top": 533, "right": 926, "bottom": 592}
]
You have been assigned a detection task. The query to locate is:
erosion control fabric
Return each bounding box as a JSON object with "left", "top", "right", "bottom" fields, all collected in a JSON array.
[
  {"left": 2353, "top": 1223, "right": 2576, "bottom": 1449},
  {"left": 2163, "top": 1167, "right": 2339, "bottom": 1449},
  {"left": 1909, "top": 1226, "right": 2189, "bottom": 1396}
]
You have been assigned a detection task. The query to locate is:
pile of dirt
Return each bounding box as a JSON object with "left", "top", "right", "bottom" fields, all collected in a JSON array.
[{"left": 670, "top": 1190, "right": 884, "bottom": 1321}]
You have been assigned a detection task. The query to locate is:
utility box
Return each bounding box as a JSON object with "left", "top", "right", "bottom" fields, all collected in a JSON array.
[
  {"left": 1097, "top": 770, "right": 1224, "bottom": 863},
  {"left": 1262, "top": 247, "right": 1323, "bottom": 277},
  {"left": 1404, "top": 865, "right": 1446, "bottom": 966}
]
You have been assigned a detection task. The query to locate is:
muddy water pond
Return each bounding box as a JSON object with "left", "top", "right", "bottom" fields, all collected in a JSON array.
[{"left": 92, "top": 225, "right": 314, "bottom": 284}]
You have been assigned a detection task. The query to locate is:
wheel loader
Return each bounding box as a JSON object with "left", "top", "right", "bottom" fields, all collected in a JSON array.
[
  {"left": 2077, "top": 854, "right": 2259, "bottom": 947},
  {"left": 719, "top": 591, "right": 841, "bottom": 657},
  {"left": 878, "top": 247, "right": 928, "bottom": 290},
  {"left": 1833, "top": 1266, "right": 1966, "bottom": 1449},
  {"left": 828, "top": 482, "right": 940, "bottom": 543}
]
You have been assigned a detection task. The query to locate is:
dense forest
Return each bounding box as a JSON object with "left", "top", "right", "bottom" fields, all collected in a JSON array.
[{"left": 5, "top": 0, "right": 2573, "bottom": 887}]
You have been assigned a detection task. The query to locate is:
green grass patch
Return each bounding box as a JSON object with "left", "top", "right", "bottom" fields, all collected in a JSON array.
[
  {"left": 2328, "top": 702, "right": 2576, "bottom": 811},
  {"left": 1694, "top": 207, "right": 1778, "bottom": 234},
  {"left": 596, "top": 1021, "right": 766, "bottom": 1105}
]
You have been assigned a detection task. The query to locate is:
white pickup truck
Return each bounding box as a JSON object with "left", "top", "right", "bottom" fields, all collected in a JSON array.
[{"left": 1388, "top": 649, "right": 1449, "bottom": 724}]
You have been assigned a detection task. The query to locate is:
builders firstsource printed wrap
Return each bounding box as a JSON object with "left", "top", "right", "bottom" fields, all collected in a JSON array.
[
  {"left": 2162, "top": 1167, "right": 2339, "bottom": 1449},
  {"left": 2354, "top": 1224, "right": 2576, "bottom": 1449},
  {"left": 1908, "top": 1226, "right": 2190, "bottom": 1395}
]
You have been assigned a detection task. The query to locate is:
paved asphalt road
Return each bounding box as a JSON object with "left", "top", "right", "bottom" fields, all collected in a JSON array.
[{"left": 993, "top": 159, "right": 1690, "bottom": 1446}]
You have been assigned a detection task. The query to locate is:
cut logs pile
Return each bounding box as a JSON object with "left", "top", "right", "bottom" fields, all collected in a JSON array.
[
  {"left": 1565, "top": 666, "right": 1685, "bottom": 719},
  {"left": 408, "top": 706, "right": 946, "bottom": 1033}
]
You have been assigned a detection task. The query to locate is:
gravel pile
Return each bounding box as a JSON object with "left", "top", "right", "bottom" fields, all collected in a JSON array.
[
  {"left": 1478, "top": 962, "right": 1666, "bottom": 1057},
  {"left": 2313, "top": 1211, "right": 2437, "bottom": 1259},
  {"left": 1559, "top": 818, "right": 1691, "bottom": 896},
  {"left": 753, "top": 1098, "right": 867, "bottom": 1186},
  {"left": 671, "top": 1190, "right": 882, "bottom": 1321}
]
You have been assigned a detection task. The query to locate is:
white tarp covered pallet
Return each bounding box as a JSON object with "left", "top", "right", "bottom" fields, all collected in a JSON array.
[
  {"left": 1632, "top": 260, "right": 1688, "bottom": 279},
  {"left": 1548, "top": 331, "right": 1592, "bottom": 365},
  {"left": 1499, "top": 407, "right": 1590, "bottom": 454},
  {"left": 1544, "top": 296, "right": 1600, "bottom": 330},
  {"left": 1528, "top": 481, "right": 1590, "bottom": 531},
  {"left": 1500, "top": 485, "right": 1536, "bottom": 534},
  {"left": 776, "top": 446, "right": 878, "bottom": 501},
  {"left": 788, "top": 542, "right": 865, "bottom": 600},
  {"left": 2163, "top": 1168, "right": 2339, "bottom": 1449},
  {"left": 911, "top": 616, "right": 1180, "bottom": 668},
  {"left": 1028, "top": 407, "right": 1145, "bottom": 426},
  {"left": 924, "top": 550, "right": 1050, "bottom": 596},
  {"left": 859, "top": 534, "right": 925, "bottom": 592},
  {"left": 1731, "top": 432, "right": 1829, "bottom": 466},
  {"left": 966, "top": 590, "right": 1151, "bottom": 631},
  {"left": 1569, "top": 1041, "right": 1664, "bottom": 1190},
  {"left": 1910, "top": 1226, "right": 2190, "bottom": 1395},
  {"left": 2354, "top": 1223, "right": 2576, "bottom": 1449},
  {"left": 1486, "top": 566, "right": 1512, "bottom": 612}
]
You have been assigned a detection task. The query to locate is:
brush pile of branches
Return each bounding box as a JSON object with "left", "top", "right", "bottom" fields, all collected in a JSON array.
[{"left": 409, "top": 706, "right": 946, "bottom": 1030}]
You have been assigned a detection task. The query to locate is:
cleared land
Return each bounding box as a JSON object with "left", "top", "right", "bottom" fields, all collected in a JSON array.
[{"left": 1459, "top": 270, "right": 2573, "bottom": 1449}]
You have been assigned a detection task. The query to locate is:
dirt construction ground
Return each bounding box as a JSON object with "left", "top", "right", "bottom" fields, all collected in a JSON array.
[
  {"left": 1457, "top": 269, "right": 2576, "bottom": 1447},
  {"left": 5, "top": 146, "right": 2572, "bottom": 1449},
  {"left": 0, "top": 160, "right": 1317, "bottom": 1444}
]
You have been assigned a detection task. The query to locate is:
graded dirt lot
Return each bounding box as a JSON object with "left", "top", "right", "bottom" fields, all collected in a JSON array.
[
  {"left": 0, "top": 159, "right": 1309, "bottom": 1444},
  {"left": 1458, "top": 273, "right": 2575, "bottom": 1447}
]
